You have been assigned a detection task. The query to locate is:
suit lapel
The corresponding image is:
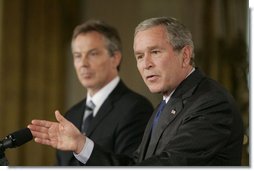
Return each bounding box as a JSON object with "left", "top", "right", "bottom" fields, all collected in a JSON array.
[
  {"left": 86, "top": 99, "right": 113, "bottom": 136},
  {"left": 137, "top": 109, "right": 157, "bottom": 161},
  {"left": 145, "top": 98, "right": 183, "bottom": 158},
  {"left": 144, "top": 68, "right": 205, "bottom": 159},
  {"left": 85, "top": 80, "right": 127, "bottom": 136},
  {"left": 69, "top": 99, "right": 86, "bottom": 130}
]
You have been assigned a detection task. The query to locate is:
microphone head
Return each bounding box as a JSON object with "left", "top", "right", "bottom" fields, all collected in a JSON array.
[{"left": 9, "top": 128, "right": 33, "bottom": 147}]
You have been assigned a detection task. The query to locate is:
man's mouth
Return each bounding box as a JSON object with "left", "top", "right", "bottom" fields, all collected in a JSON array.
[
  {"left": 81, "top": 73, "right": 92, "bottom": 79},
  {"left": 146, "top": 75, "right": 159, "bottom": 82}
]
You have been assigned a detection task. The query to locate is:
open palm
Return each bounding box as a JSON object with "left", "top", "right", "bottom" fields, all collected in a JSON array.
[{"left": 28, "top": 110, "right": 85, "bottom": 153}]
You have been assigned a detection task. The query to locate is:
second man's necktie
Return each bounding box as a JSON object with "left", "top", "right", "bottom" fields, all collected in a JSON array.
[{"left": 81, "top": 100, "right": 95, "bottom": 133}]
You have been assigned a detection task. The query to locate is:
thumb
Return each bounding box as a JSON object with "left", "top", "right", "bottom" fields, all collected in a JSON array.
[{"left": 55, "top": 110, "right": 68, "bottom": 124}]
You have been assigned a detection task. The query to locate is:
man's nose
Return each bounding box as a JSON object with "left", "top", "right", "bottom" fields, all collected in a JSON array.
[
  {"left": 144, "top": 54, "right": 153, "bottom": 69},
  {"left": 80, "top": 55, "right": 89, "bottom": 66}
]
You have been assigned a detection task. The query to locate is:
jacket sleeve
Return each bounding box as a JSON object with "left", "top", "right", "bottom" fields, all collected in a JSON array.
[{"left": 86, "top": 143, "right": 135, "bottom": 166}]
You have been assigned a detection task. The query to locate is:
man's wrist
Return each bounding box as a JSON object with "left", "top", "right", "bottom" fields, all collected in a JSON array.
[
  {"left": 73, "top": 137, "right": 94, "bottom": 164},
  {"left": 75, "top": 134, "right": 86, "bottom": 154}
]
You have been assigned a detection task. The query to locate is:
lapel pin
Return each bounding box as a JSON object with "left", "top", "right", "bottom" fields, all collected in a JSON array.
[{"left": 171, "top": 109, "right": 176, "bottom": 115}]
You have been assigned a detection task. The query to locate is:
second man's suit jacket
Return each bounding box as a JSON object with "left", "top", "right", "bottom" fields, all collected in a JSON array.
[
  {"left": 56, "top": 80, "right": 153, "bottom": 165},
  {"left": 86, "top": 68, "right": 243, "bottom": 166}
]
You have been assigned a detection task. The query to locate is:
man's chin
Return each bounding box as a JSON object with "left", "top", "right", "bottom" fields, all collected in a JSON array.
[
  {"left": 148, "top": 87, "right": 162, "bottom": 94},
  {"left": 81, "top": 82, "right": 94, "bottom": 89}
]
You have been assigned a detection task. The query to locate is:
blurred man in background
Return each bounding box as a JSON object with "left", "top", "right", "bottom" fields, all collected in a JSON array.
[{"left": 56, "top": 20, "right": 153, "bottom": 165}]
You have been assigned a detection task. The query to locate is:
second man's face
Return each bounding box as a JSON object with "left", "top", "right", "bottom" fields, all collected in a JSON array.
[{"left": 72, "top": 31, "right": 120, "bottom": 95}]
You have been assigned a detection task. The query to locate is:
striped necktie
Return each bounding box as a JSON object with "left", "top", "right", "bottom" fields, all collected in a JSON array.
[{"left": 81, "top": 100, "right": 95, "bottom": 133}]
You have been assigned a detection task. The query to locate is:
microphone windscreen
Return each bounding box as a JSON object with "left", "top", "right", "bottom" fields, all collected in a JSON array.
[{"left": 11, "top": 128, "right": 33, "bottom": 146}]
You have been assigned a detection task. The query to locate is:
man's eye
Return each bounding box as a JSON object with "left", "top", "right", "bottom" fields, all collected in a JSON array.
[
  {"left": 136, "top": 55, "right": 143, "bottom": 60},
  {"left": 74, "top": 55, "right": 81, "bottom": 59},
  {"left": 91, "top": 52, "right": 98, "bottom": 56},
  {"left": 152, "top": 50, "right": 160, "bottom": 54},
  {"left": 89, "top": 50, "right": 100, "bottom": 57}
]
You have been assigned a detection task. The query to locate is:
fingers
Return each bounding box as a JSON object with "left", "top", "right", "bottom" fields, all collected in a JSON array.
[
  {"left": 28, "top": 112, "right": 58, "bottom": 143},
  {"left": 28, "top": 123, "right": 49, "bottom": 133},
  {"left": 30, "top": 110, "right": 64, "bottom": 128},
  {"left": 27, "top": 125, "right": 52, "bottom": 146},
  {"left": 34, "top": 137, "right": 51, "bottom": 146},
  {"left": 31, "top": 119, "right": 54, "bottom": 128},
  {"left": 27, "top": 123, "right": 50, "bottom": 141},
  {"left": 30, "top": 129, "right": 49, "bottom": 139}
]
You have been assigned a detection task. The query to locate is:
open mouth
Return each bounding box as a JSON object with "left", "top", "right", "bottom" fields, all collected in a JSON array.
[{"left": 146, "top": 75, "right": 158, "bottom": 81}]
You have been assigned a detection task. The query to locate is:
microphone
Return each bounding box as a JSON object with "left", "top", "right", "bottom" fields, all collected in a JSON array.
[
  {"left": 0, "top": 128, "right": 33, "bottom": 151},
  {"left": 0, "top": 128, "right": 32, "bottom": 166}
]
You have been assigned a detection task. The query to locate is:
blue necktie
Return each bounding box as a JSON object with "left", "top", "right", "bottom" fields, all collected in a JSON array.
[{"left": 151, "top": 100, "right": 166, "bottom": 132}]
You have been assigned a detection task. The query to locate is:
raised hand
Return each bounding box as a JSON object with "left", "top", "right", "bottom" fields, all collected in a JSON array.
[{"left": 28, "top": 110, "right": 85, "bottom": 154}]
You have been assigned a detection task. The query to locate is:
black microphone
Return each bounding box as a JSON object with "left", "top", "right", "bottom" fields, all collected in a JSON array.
[
  {"left": 0, "top": 128, "right": 33, "bottom": 151},
  {"left": 0, "top": 128, "right": 32, "bottom": 166}
]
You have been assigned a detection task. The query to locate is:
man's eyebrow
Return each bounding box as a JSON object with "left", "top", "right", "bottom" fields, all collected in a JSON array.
[
  {"left": 134, "top": 45, "right": 161, "bottom": 54},
  {"left": 147, "top": 45, "right": 162, "bottom": 50},
  {"left": 73, "top": 48, "right": 99, "bottom": 54},
  {"left": 72, "top": 52, "right": 81, "bottom": 55}
]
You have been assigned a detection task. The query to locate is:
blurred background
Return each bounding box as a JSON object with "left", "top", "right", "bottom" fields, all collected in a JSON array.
[{"left": 0, "top": 0, "right": 249, "bottom": 166}]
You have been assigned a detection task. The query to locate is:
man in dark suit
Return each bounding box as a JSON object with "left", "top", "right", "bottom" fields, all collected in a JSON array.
[
  {"left": 56, "top": 20, "right": 153, "bottom": 165},
  {"left": 29, "top": 17, "right": 243, "bottom": 166}
]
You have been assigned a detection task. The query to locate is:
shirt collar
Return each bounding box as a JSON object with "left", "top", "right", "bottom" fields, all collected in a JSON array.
[
  {"left": 86, "top": 76, "right": 120, "bottom": 117},
  {"left": 163, "top": 67, "right": 195, "bottom": 103}
]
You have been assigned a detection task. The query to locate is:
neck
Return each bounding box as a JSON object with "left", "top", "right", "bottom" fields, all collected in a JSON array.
[{"left": 162, "top": 66, "right": 194, "bottom": 97}]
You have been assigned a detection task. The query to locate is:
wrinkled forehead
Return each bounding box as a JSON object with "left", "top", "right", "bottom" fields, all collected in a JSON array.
[{"left": 133, "top": 26, "right": 169, "bottom": 49}]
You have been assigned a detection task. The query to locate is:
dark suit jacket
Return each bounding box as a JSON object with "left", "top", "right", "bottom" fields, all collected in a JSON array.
[
  {"left": 56, "top": 80, "right": 153, "bottom": 165},
  {"left": 86, "top": 68, "right": 244, "bottom": 166}
]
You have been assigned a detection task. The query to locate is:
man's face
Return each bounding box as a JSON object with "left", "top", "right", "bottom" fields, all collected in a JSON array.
[
  {"left": 134, "top": 26, "right": 189, "bottom": 95},
  {"left": 72, "top": 31, "right": 120, "bottom": 95}
]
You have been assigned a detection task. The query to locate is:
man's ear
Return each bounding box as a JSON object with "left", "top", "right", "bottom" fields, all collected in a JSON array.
[
  {"left": 181, "top": 46, "right": 192, "bottom": 67},
  {"left": 112, "top": 51, "right": 122, "bottom": 68}
]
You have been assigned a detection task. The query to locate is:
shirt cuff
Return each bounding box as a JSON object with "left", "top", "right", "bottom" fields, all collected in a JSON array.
[{"left": 73, "top": 137, "right": 94, "bottom": 164}]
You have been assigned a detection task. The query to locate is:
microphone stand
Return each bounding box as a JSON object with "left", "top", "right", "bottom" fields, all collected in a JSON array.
[{"left": 0, "top": 145, "right": 9, "bottom": 166}]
